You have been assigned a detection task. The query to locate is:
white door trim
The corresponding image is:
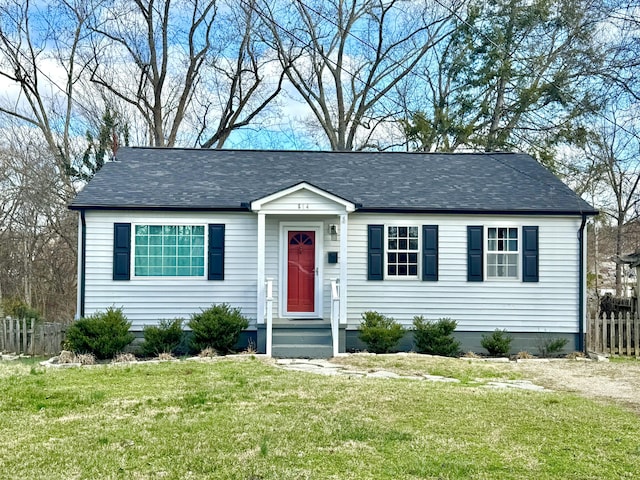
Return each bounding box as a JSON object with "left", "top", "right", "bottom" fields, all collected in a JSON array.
[{"left": 279, "top": 222, "right": 323, "bottom": 318}]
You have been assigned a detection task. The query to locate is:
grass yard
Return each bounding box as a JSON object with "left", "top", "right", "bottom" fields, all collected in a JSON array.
[{"left": 1, "top": 356, "right": 640, "bottom": 480}]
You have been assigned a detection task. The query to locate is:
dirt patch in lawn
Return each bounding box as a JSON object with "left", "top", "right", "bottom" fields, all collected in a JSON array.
[{"left": 512, "top": 359, "right": 640, "bottom": 413}]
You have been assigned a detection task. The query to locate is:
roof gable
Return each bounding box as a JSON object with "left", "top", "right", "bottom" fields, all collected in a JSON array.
[
  {"left": 70, "top": 147, "right": 597, "bottom": 215},
  {"left": 251, "top": 182, "right": 356, "bottom": 213}
]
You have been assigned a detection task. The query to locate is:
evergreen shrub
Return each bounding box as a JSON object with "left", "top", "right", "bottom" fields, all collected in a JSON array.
[
  {"left": 188, "top": 304, "right": 249, "bottom": 353},
  {"left": 65, "top": 307, "right": 134, "bottom": 359},
  {"left": 358, "top": 311, "right": 405, "bottom": 354},
  {"left": 413, "top": 316, "right": 460, "bottom": 357},
  {"left": 141, "top": 318, "right": 184, "bottom": 357},
  {"left": 481, "top": 329, "right": 513, "bottom": 357}
]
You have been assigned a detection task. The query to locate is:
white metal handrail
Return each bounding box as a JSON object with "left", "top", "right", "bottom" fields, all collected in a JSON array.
[
  {"left": 330, "top": 279, "right": 340, "bottom": 356},
  {"left": 265, "top": 278, "right": 273, "bottom": 357}
]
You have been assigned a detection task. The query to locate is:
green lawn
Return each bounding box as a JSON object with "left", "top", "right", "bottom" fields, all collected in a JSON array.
[{"left": 1, "top": 357, "right": 639, "bottom": 479}]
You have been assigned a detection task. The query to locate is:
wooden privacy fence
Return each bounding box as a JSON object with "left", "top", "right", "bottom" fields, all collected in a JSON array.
[
  {"left": 587, "top": 313, "right": 640, "bottom": 356},
  {"left": 1, "top": 317, "right": 67, "bottom": 355}
]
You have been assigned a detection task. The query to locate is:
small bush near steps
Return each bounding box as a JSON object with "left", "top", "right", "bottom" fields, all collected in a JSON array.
[
  {"left": 64, "top": 307, "right": 134, "bottom": 360},
  {"left": 412, "top": 316, "right": 460, "bottom": 357},
  {"left": 358, "top": 311, "right": 405, "bottom": 354},
  {"left": 188, "top": 304, "right": 249, "bottom": 354},
  {"left": 141, "top": 318, "right": 184, "bottom": 357},
  {"left": 481, "top": 329, "right": 513, "bottom": 357}
]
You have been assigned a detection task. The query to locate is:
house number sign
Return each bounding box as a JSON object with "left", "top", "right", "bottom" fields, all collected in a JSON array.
[{"left": 297, "top": 203, "right": 309, "bottom": 209}]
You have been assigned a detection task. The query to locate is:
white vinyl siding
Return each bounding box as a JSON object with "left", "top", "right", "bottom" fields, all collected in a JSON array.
[
  {"left": 83, "top": 209, "right": 583, "bottom": 335},
  {"left": 83, "top": 210, "right": 257, "bottom": 330},
  {"left": 348, "top": 213, "right": 582, "bottom": 334}
]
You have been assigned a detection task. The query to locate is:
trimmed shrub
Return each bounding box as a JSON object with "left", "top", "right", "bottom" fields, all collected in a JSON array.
[
  {"left": 358, "top": 311, "right": 405, "bottom": 354},
  {"left": 537, "top": 337, "right": 569, "bottom": 357},
  {"left": 65, "top": 307, "right": 134, "bottom": 359},
  {"left": 141, "top": 318, "right": 184, "bottom": 357},
  {"left": 413, "top": 316, "right": 460, "bottom": 357},
  {"left": 188, "top": 304, "right": 249, "bottom": 354},
  {"left": 481, "top": 329, "right": 513, "bottom": 357}
]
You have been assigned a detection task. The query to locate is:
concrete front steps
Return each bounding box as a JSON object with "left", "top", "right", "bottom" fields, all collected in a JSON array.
[{"left": 271, "top": 319, "right": 333, "bottom": 358}]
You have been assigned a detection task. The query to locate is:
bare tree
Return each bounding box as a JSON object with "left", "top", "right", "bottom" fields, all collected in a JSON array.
[
  {"left": 87, "top": 0, "right": 284, "bottom": 148},
  {"left": 258, "top": 0, "right": 458, "bottom": 151},
  {"left": 0, "top": 0, "right": 92, "bottom": 190},
  {"left": 586, "top": 113, "right": 640, "bottom": 295},
  {"left": 0, "top": 134, "right": 77, "bottom": 319}
]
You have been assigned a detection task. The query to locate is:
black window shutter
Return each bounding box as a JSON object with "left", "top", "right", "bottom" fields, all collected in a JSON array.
[
  {"left": 208, "top": 224, "right": 225, "bottom": 280},
  {"left": 113, "top": 223, "right": 131, "bottom": 281},
  {"left": 422, "top": 225, "right": 438, "bottom": 281},
  {"left": 368, "top": 224, "right": 384, "bottom": 280},
  {"left": 467, "top": 226, "right": 483, "bottom": 282},
  {"left": 522, "top": 226, "right": 539, "bottom": 282}
]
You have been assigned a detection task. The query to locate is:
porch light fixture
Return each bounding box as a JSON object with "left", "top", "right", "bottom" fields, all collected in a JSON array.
[{"left": 329, "top": 224, "right": 338, "bottom": 241}]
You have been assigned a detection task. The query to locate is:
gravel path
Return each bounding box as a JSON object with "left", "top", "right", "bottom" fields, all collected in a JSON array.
[{"left": 512, "top": 359, "right": 640, "bottom": 413}]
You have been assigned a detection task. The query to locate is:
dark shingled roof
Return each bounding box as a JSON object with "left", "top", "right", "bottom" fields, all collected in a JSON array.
[{"left": 70, "top": 147, "right": 597, "bottom": 214}]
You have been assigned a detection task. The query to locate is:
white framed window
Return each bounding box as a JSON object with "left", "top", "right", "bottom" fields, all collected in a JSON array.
[
  {"left": 134, "top": 224, "right": 205, "bottom": 277},
  {"left": 486, "top": 227, "right": 519, "bottom": 279},
  {"left": 386, "top": 226, "right": 419, "bottom": 277}
]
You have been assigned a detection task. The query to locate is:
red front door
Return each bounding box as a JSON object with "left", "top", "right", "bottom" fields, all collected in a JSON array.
[{"left": 287, "top": 231, "right": 315, "bottom": 312}]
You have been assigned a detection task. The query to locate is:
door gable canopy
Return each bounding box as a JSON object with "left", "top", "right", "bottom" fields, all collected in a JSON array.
[{"left": 251, "top": 182, "right": 356, "bottom": 214}]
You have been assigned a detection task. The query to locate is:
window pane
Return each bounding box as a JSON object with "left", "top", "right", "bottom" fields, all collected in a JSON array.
[
  {"left": 192, "top": 235, "right": 204, "bottom": 246},
  {"left": 508, "top": 239, "right": 517, "bottom": 251},
  {"left": 134, "top": 224, "right": 205, "bottom": 277},
  {"left": 162, "top": 266, "right": 177, "bottom": 276},
  {"left": 488, "top": 239, "right": 497, "bottom": 251},
  {"left": 387, "top": 225, "right": 418, "bottom": 278},
  {"left": 192, "top": 256, "right": 204, "bottom": 267},
  {"left": 488, "top": 228, "right": 497, "bottom": 239}
]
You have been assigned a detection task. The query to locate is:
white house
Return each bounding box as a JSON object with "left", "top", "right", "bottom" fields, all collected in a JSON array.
[{"left": 70, "top": 147, "right": 597, "bottom": 357}]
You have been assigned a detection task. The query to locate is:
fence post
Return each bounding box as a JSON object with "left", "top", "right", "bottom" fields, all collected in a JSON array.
[
  {"left": 626, "top": 312, "right": 632, "bottom": 356},
  {"left": 1, "top": 317, "right": 5, "bottom": 352},
  {"left": 9, "top": 318, "right": 15, "bottom": 353},
  {"left": 633, "top": 312, "right": 640, "bottom": 357}
]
